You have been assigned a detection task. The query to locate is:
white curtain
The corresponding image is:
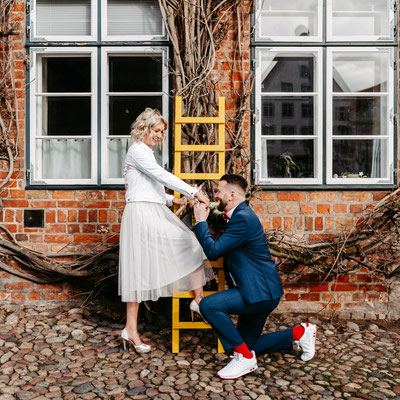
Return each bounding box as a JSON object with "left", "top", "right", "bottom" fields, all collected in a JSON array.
[
  {"left": 41, "top": 139, "right": 91, "bottom": 179},
  {"left": 36, "top": 0, "right": 91, "bottom": 36},
  {"left": 107, "top": 0, "right": 163, "bottom": 36},
  {"left": 370, "top": 139, "right": 381, "bottom": 178}
]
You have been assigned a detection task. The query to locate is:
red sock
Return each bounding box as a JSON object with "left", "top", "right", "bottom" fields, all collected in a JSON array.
[
  {"left": 234, "top": 342, "right": 253, "bottom": 359},
  {"left": 292, "top": 325, "right": 305, "bottom": 341}
]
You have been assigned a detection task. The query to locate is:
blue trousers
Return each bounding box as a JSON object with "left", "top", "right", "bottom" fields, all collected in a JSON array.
[{"left": 199, "top": 288, "right": 293, "bottom": 354}]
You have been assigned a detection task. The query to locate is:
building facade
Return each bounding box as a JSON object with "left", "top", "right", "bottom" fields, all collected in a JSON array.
[{"left": 1, "top": 0, "right": 399, "bottom": 319}]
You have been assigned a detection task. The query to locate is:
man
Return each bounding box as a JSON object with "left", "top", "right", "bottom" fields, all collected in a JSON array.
[{"left": 193, "top": 174, "right": 317, "bottom": 380}]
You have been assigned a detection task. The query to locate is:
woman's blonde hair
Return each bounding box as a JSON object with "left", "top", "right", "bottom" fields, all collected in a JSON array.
[{"left": 130, "top": 108, "right": 168, "bottom": 145}]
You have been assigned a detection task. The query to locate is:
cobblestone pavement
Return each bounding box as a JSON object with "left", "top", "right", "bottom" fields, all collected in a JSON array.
[{"left": 0, "top": 304, "right": 399, "bottom": 400}]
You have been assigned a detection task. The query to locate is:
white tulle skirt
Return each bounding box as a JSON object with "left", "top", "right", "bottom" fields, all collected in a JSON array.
[{"left": 118, "top": 201, "right": 214, "bottom": 303}]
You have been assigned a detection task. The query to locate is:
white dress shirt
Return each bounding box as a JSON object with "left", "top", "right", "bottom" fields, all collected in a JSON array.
[{"left": 124, "top": 141, "right": 198, "bottom": 206}]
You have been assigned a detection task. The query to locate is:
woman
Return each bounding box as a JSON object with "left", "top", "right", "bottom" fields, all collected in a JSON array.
[{"left": 119, "top": 108, "right": 212, "bottom": 353}]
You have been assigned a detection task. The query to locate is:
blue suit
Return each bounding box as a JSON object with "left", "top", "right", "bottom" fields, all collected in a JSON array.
[{"left": 193, "top": 201, "right": 293, "bottom": 354}]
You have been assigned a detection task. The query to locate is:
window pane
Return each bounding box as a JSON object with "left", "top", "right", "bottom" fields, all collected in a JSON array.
[
  {"left": 333, "top": 97, "right": 386, "bottom": 136},
  {"left": 261, "top": 97, "right": 314, "bottom": 136},
  {"left": 107, "top": 137, "right": 162, "bottom": 178},
  {"left": 333, "top": 52, "right": 388, "bottom": 92},
  {"left": 259, "top": 0, "right": 319, "bottom": 38},
  {"left": 43, "top": 57, "right": 91, "bottom": 93},
  {"left": 332, "top": 139, "right": 387, "bottom": 178},
  {"left": 39, "top": 97, "right": 91, "bottom": 136},
  {"left": 38, "top": 138, "right": 91, "bottom": 179},
  {"left": 36, "top": 0, "right": 91, "bottom": 36},
  {"left": 331, "top": 0, "right": 391, "bottom": 38},
  {"left": 109, "top": 96, "right": 163, "bottom": 135},
  {"left": 109, "top": 56, "right": 162, "bottom": 92},
  {"left": 261, "top": 55, "right": 315, "bottom": 93},
  {"left": 261, "top": 139, "right": 314, "bottom": 178},
  {"left": 107, "top": 0, "right": 162, "bottom": 36}
]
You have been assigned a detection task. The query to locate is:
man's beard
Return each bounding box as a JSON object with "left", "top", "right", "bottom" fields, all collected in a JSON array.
[{"left": 218, "top": 200, "right": 227, "bottom": 212}]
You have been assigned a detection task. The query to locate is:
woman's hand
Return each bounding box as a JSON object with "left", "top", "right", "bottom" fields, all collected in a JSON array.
[
  {"left": 172, "top": 197, "right": 188, "bottom": 206},
  {"left": 194, "top": 190, "right": 209, "bottom": 207}
]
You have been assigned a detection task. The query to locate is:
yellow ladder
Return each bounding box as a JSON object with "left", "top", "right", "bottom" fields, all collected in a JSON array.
[{"left": 172, "top": 96, "right": 226, "bottom": 354}]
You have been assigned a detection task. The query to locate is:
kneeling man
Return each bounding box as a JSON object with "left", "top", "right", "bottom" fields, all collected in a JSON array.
[{"left": 193, "top": 174, "right": 317, "bottom": 380}]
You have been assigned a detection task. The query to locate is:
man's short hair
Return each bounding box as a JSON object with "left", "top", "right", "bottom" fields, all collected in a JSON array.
[{"left": 220, "top": 174, "right": 248, "bottom": 193}]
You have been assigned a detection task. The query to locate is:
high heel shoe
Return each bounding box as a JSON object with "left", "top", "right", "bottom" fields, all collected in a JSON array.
[
  {"left": 121, "top": 328, "right": 151, "bottom": 353},
  {"left": 189, "top": 299, "right": 204, "bottom": 322}
]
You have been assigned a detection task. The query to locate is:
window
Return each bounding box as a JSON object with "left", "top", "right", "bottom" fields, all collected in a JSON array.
[
  {"left": 28, "top": 1, "right": 168, "bottom": 185},
  {"left": 254, "top": 0, "right": 396, "bottom": 186}
]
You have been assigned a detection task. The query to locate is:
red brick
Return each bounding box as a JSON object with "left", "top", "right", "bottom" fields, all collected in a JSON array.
[
  {"left": 252, "top": 204, "right": 265, "bottom": 214},
  {"left": 67, "top": 224, "right": 80, "bottom": 234},
  {"left": 46, "top": 210, "right": 56, "bottom": 223},
  {"left": 99, "top": 210, "right": 108, "bottom": 223},
  {"left": 27, "top": 190, "right": 48, "bottom": 199},
  {"left": 335, "top": 275, "right": 349, "bottom": 283},
  {"left": 349, "top": 204, "right": 364, "bottom": 213},
  {"left": 285, "top": 293, "right": 300, "bottom": 301},
  {"left": 5, "top": 282, "right": 33, "bottom": 290},
  {"left": 88, "top": 210, "right": 97, "bottom": 222},
  {"left": 42, "top": 292, "right": 55, "bottom": 300},
  {"left": 40, "top": 284, "right": 62, "bottom": 291},
  {"left": 57, "top": 293, "right": 70, "bottom": 300},
  {"left": 46, "top": 224, "right": 66, "bottom": 233},
  {"left": 74, "top": 234, "right": 102, "bottom": 243},
  {"left": 351, "top": 274, "right": 372, "bottom": 283},
  {"left": 28, "top": 292, "right": 41, "bottom": 300},
  {"left": 85, "top": 201, "right": 110, "bottom": 208},
  {"left": 52, "top": 191, "right": 73, "bottom": 199},
  {"left": 305, "top": 217, "right": 313, "bottom": 231},
  {"left": 31, "top": 200, "right": 57, "bottom": 208},
  {"left": 78, "top": 210, "right": 87, "bottom": 222},
  {"left": 109, "top": 210, "right": 117, "bottom": 223},
  {"left": 68, "top": 209, "right": 77, "bottom": 222},
  {"left": 333, "top": 204, "right": 347, "bottom": 213},
  {"left": 340, "top": 192, "right": 371, "bottom": 202},
  {"left": 58, "top": 201, "right": 83, "bottom": 208},
  {"left": 44, "top": 234, "right": 72, "bottom": 243},
  {"left": 12, "top": 292, "right": 25, "bottom": 301},
  {"left": 300, "top": 205, "right": 314, "bottom": 215},
  {"left": 334, "top": 284, "right": 357, "bottom": 291},
  {"left": 283, "top": 217, "right": 292, "bottom": 231},
  {"left": 57, "top": 210, "right": 67, "bottom": 223},
  {"left": 317, "top": 204, "right": 330, "bottom": 214},
  {"left": 372, "top": 285, "right": 387, "bottom": 292},
  {"left": 104, "top": 191, "right": 118, "bottom": 200},
  {"left": 301, "top": 293, "right": 320, "bottom": 301},
  {"left": 277, "top": 192, "right": 307, "bottom": 202},
  {"left": 29, "top": 235, "right": 43, "bottom": 243},
  {"left": 329, "top": 303, "right": 341, "bottom": 309},
  {"left": 0, "top": 291, "right": 11, "bottom": 300},
  {"left": 272, "top": 216, "right": 282, "bottom": 229},
  {"left": 310, "top": 192, "right": 338, "bottom": 202},
  {"left": 83, "top": 225, "right": 96, "bottom": 233},
  {"left": 283, "top": 204, "right": 298, "bottom": 214},
  {"left": 314, "top": 217, "right": 323, "bottom": 231},
  {"left": 10, "top": 189, "right": 25, "bottom": 198},
  {"left": 310, "top": 283, "right": 329, "bottom": 292},
  {"left": 372, "top": 192, "right": 389, "bottom": 201},
  {"left": 3, "top": 224, "right": 17, "bottom": 233},
  {"left": 2, "top": 199, "right": 29, "bottom": 207}
]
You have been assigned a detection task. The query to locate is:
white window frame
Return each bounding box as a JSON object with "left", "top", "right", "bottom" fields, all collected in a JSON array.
[
  {"left": 101, "top": 0, "right": 167, "bottom": 42},
  {"left": 29, "top": 47, "right": 98, "bottom": 185},
  {"left": 326, "top": 47, "right": 394, "bottom": 185},
  {"left": 29, "top": 0, "right": 98, "bottom": 42},
  {"left": 326, "top": 0, "right": 395, "bottom": 42},
  {"left": 255, "top": 0, "right": 323, "bottom": 42},
  {"left": 254, "top": 47, "right": 323, "bottom": 185},
  {"left": 100, "top": 46, "right": 169, "bottom": 184}
]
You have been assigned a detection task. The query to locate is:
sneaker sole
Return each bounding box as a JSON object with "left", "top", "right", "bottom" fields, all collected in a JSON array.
[
  {"left": 302, "top": 325, "right": 317, "bottom": 362},
  {"left": 217, "top": 365, "right": 258, "bottom": 380}
]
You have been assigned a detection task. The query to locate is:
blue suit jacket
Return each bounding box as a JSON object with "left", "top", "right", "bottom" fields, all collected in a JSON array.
[{"left": 192, "top": 201, "right": 283, "bottom": 304}]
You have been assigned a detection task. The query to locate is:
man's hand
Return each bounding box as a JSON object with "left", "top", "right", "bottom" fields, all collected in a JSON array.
[
  {"left": 194, "top": 202, "right": 210, "bottom": 222},
  {"left": 194, "top": 190, "right": 210, "bottom": 207}
]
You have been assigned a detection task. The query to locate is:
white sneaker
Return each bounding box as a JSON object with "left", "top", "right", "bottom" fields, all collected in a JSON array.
[
  {"left": 298, "top": 322, "right": 317, "bottom": 361},
  {"left": 217, "top": 350, "right": 258, "bottom": 379}
]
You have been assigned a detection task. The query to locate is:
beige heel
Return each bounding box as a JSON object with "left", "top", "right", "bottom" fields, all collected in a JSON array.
[{"left": 121, "top": 328, "right": 151, "bottom": 353}]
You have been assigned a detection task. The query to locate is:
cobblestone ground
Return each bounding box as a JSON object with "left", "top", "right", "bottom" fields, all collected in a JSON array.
[{"left": 0, "top": 304, "right": 399, "bottom": 400}]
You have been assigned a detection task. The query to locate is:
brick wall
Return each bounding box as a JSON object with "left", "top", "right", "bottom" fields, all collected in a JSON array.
[{"left": 0, "top": 1, "right": 398, "bottom": 319}]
